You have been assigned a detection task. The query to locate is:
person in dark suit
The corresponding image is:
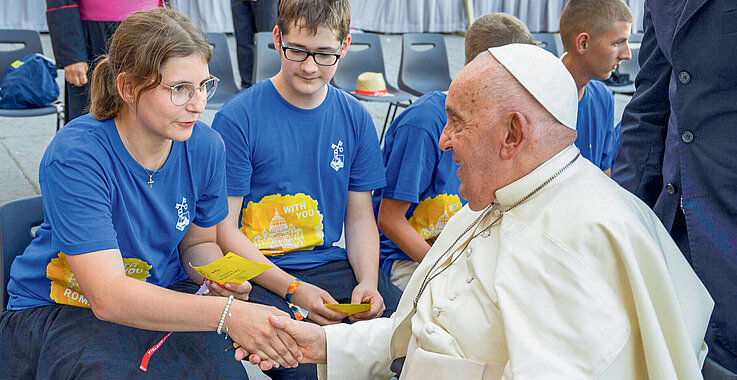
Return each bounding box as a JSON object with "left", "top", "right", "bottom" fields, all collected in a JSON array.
[
  {"left": 45, "top": 0, "right": 165, "bottom": 124},
  {"left": 613, "top": 0, "right": 737, "bottom": 375}
]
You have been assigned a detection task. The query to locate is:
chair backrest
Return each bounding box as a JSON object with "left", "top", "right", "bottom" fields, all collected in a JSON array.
[
  {"left": 619, "top": 33, "right": 643, "bottom": 78},
  {"left": 331, "top": 33, "right": 387, "bottom": 92},
  {"left": 531, "top": 32, "right": 560, "bottom": 57},
  {"left": 0, "top": 29, "right": 44, "bottom": 82},
  {"left": 618, "top": 43, "right": 641, "bottom": 79},
  {"left": 204, "top": 32, "right": 240, "bottom": 108},
  {"left": 0, "top": 195, "right": 43, "bottom": 309},
  {"left": 398, "top": 33, "right": 452, "bottom": 97},
  {"left": 253, "top": 31, "right": 281, "bottom": 83},
  {"left": 628, "top": 33, "right": 644, "bottom": 43}
]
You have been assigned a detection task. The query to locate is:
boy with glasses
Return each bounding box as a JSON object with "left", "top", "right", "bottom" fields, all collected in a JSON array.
[{"left": 212, "top": 0, "right": 400, "bottom": 377}]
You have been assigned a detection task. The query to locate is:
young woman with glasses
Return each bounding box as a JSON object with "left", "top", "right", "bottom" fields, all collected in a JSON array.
[{"left": 0, "top": 8, "right": 302, "bottom": 377}]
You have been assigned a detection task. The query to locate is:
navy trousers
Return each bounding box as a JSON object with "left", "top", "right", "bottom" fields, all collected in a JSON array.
[
  {"left": 230, "top": 0, "right": 279, "bottom": 88},
  {"left": 0, "top": 280, "right": 247, "bottom": 379},
  {"left": 63, "top": 20, "right": 119, "bottom": 124}
]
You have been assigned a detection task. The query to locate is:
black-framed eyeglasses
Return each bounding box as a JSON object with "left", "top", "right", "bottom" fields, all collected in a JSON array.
[
  {"left": 279, "top": 30, "right": 343, "bottom": 66},
  {"left": 159, "top": 76, "right": 219, "bottom": 106}
]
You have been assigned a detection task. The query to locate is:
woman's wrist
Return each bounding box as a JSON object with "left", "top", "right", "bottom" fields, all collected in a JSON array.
[
  {"left": 284, "top": 278, "right": 303, "bottom": 302},
  {"left": 217, "top": 295, "right": 234, "bottom": 334}
]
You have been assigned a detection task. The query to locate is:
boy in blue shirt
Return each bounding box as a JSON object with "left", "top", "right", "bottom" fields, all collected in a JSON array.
[
  {"left": 560, "top": 0, "right": 633, "bottom": 175},
  {"left": 374, "top": 13, "right": 533, "bottom": 290},
  {"left": 212, "top": 1, "right": 400, "bottom": 376}
]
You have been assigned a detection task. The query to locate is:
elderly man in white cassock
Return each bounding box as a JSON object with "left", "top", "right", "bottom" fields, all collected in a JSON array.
[{"left": 240, "top": 44, "right": 714, "bottom": 379}]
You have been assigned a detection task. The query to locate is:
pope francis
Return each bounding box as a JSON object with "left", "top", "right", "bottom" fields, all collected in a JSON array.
[{"left": 240, "top": 44, "right": 714, "bottom": 380}]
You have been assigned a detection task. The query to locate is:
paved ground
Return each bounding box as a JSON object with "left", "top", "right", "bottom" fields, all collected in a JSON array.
[{"left": 0, "top": 33, "right": 631, "bottom": 206}]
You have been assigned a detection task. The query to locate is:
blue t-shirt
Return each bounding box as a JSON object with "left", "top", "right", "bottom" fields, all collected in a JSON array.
[
  {"left": 7, "top": 115, "right": 228, "bottom": 310},
  {"left": 372, "top": 91, "right": 465, "bottom": 276},
  {"left": 576, "top": 80, "right": 617, "bottom": 171},
  {"left": 212, "top": 80, "right": 386, "bottom": 270}
]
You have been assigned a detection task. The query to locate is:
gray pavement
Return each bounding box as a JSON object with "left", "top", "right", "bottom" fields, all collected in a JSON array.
[{"left": 0, "top": 33, "right": 631, "bottom": 206}]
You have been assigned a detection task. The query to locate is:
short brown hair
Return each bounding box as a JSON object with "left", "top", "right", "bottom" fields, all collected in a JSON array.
[
  {"left": 89, "top": 8, "right": 211, "bottom": 120},
  {"left": 465, "top": 13, "right": 534, "bottom": 64},
  {"left": 277, "top": 0, "right": 351, "bottom": 42},
  {"left": 559, "top": 0, "right": 634, "bottom": 52}
]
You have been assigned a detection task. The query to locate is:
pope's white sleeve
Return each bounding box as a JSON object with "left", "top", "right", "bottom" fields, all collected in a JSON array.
[{"left": 318, "top": 317, "right": 395, "bottom": 380}]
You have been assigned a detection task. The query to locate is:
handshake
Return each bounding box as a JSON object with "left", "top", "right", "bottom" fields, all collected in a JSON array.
[
  {"left": 228, "top": 309, "right": 327, "bottom": 371},
  {"left": 217, "top": 282, "right": 386, "bottom": 371},
  {"left": 200, "top": 262, "right": 388, "bottom": 371}
]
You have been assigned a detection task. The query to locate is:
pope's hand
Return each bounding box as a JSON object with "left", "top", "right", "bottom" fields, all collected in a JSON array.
[
  {"left": 349, "top": 282, "right": 385, "bottom": 322},
  {"left": 228, "top": 303, "right": 303, "bottom": 369},
  {"left": 237, "top": 314, "right": 327, "bottom": 369},
  {"left": 290, "top": 282, "right": 345, "bottom": 325},
  {"left": 205, "top": 278, "right": 252, "bottom": 302}
]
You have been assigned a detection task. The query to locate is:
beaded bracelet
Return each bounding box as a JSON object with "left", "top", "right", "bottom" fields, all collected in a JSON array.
[
  {"left": 285, "top": 278, "right": 303, "bottom": 303},
  {"left": 217, "top": 295, "right": 234, "bottom": 335}
]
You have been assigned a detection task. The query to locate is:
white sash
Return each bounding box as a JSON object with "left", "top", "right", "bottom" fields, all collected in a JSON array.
[{"left": 399, "top": 336, "right": 505, "bottom": 380}]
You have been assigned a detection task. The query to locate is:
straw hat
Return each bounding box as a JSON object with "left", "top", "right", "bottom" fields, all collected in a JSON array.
[{"left": 354, "top": 72, "right": 393, "bottom": 97}]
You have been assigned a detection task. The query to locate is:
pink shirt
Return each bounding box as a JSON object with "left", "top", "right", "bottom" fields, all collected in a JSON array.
[{"left": 78, "top": 0, "right": 162, "bottom": 22}]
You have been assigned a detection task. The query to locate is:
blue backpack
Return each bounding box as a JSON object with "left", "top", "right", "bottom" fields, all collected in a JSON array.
[{"left": 0, "top": 53, "right": 60, "bottom": 109}]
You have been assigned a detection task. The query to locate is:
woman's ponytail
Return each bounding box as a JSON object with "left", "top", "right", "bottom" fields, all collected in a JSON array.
[{"left": 89, "top": 56, "right": 123, "bottom": 120}]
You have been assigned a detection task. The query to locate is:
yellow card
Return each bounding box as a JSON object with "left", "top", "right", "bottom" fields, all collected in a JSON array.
[
  {"left": 324, "top": 303, "right": 371, "bottom": 316},
  {"left": 190, "top": 252, "right": 273, "bottom": 284}
]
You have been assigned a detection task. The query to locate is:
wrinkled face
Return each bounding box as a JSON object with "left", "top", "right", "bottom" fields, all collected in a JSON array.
[
  {"left": 439, "top": 72, "right": 501, "bottom": 211},
  {"left": 275, "top": 22, "right": 348, "bottom": 98},
  {"left": 585, "top": 21, "right": 632, "bottom": 80},
  {"left": 135, "top": 54, "right": 210, "bottom": 142}
]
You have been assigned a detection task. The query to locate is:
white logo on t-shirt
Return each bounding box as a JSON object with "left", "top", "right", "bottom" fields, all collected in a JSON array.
[
  {"left": 175, "top": 197, "right": 190, "bottom": 231},
  {"left": 330, "top": 140, "right": 344, "bottom": 172}
]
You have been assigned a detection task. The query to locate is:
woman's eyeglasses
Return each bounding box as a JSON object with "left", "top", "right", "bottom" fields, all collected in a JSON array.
[{"left": 159, "top": 76, "right": 219, "bottom": 106}]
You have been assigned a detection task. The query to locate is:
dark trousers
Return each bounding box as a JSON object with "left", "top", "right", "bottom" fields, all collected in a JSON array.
[
  {"left": 230, "top": 0, "right": 279, "bottom": 88},
  {"left": 0, "top": 280, "right": 247, "bottom": 379},
  {"left": 63, "top": 20, "right": 119, "bottom": 124},
  {"left": 248, "top": 259, "right": 402, "bottom": 379},
  {"left": 673, "top": 206, "right": 737, "bottom": 374}
]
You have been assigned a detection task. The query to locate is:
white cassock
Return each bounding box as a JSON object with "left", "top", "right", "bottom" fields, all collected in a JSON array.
[{"left": 319, "top": 145, "right": 713, "bottom": 380}]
